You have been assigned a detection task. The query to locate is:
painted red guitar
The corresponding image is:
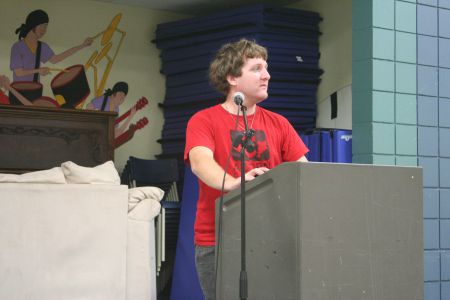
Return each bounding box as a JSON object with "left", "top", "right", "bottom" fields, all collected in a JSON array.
[
  {"left": 114, "top": 117, "right": 149, "bottom": 149},
  {"left": 115, "top": 96, "right": 148, "bottom": 125}
]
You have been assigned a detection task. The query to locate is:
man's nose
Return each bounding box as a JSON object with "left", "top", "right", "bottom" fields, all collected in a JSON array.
[{"left": 262, "top": 68, "right": 270, "bottom": 80}]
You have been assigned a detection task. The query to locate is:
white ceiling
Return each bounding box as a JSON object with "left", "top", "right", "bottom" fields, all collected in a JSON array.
[{"left": 92, "top": 0, "right": 300, "bottom": 14}]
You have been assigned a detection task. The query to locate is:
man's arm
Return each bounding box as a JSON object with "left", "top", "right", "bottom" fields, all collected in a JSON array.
[{"left": 189, "top": 146, "right": 268, "bottom": 192}]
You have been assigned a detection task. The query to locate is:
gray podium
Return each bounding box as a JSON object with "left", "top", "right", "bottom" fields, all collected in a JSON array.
[{"left": 216, "top": 162, "right": 423, "bottom": 300}]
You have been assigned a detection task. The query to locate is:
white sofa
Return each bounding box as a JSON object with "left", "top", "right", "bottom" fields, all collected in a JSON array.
[{"left": 0, "top": 163, "right": 162, "bottom": 300}]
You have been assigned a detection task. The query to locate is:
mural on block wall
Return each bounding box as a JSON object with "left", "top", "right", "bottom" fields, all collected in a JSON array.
[{"left": 0, "top": 9, "right": 149, "bottom": 148}]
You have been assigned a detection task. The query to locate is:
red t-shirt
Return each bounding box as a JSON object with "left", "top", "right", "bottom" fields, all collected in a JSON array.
[
  {"left": 0, "top": 90, "right": 9, "bottom": 105},
  {"left": 184, "top": 104, "right": 309, "bottom": 246}
]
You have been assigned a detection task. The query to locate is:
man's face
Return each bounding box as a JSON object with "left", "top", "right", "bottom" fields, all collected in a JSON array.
[{"left": 233, "top": 57, "right": 270, "bottom": 105}]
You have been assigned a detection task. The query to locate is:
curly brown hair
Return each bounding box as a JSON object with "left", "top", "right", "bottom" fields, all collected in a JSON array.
[{"left": 209, "top": 38, "right": 268, "bottom": 95}]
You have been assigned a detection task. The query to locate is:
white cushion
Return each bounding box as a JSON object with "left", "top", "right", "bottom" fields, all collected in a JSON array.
[
  {"left": 128, "top": 198, "right": 161, "bottom": 221},
  {"left": 61, "top": 161, "right": 120, "bottom": 185},
  {"left": 128, "top": 186, "right": 164, "bottom": 221},
  {"left": 0, "top": 167, "right": 66, "bottom": 183}
]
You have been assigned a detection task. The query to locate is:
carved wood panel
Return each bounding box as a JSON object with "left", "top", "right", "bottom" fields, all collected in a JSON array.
[{"left": 0, "top": 105, "right": 116, "bottom": 173}]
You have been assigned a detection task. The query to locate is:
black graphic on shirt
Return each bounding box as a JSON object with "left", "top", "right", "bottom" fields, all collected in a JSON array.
[{"left": 230, "top": 129, "right": 270, "bottom": 161}]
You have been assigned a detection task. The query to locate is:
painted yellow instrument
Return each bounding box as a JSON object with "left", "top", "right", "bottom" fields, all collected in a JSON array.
[{"left": 85, "top": 13, "right": 126, "bottom": 97}]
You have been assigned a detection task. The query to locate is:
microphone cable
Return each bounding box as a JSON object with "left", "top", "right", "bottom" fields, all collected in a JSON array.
[{"left": 215, "top": 103, "right": 241, "bottom": 294}]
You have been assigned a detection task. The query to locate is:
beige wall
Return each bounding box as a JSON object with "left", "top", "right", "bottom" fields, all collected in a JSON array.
[
  {"left": 0, "top": 0, "right": 188, "bottom": 171},
  {"left": 289, "top": 0, "right": 352, "bottom": 128}
]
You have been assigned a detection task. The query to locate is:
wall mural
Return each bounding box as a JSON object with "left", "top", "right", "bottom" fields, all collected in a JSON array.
[{"left": 0, "top": 9, "right": 149, "bottom": 148}]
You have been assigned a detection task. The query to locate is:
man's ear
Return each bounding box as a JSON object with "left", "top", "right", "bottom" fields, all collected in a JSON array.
[{"left": 227, "top": 74, "right": 237, "bottom": 87}]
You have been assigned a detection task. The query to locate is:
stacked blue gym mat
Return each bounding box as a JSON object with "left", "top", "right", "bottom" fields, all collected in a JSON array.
[{"left": 153, "top": 4, "right": 323, "bottom": 163}]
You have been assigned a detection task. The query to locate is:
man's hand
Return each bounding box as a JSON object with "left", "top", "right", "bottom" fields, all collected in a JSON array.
[
  {"left": 225, "top": 167, "right": 269, "bottom": 191},
  {"left": 189, "top": 146, "right": 269, "bottom": 192}
]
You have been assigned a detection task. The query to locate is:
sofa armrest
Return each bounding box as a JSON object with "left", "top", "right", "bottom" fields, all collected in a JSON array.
[{"left": 0, "top": 183, "right": 128, "bottom": 300}]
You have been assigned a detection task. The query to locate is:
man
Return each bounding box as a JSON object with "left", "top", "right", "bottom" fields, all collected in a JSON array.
[{"left": 184, "top": 38, "right": 309, "bottom": 299}]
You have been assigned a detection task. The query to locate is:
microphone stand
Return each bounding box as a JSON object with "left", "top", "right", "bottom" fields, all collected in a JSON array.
[{"left": 238, "top": 104, "right": 254, "bottom": 300}]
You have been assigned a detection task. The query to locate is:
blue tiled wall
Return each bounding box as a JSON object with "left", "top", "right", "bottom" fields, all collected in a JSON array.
[
  {"left": 354, "top": 0, "right": 450, "bottom": 298},
  {"left": 418, "top": 1, "right": 450, "bottom": 298}
]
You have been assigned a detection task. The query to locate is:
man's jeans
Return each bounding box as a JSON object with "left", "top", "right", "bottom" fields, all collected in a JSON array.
[{"left": 195, "top": 245, "right": 216, "bottom": 300}]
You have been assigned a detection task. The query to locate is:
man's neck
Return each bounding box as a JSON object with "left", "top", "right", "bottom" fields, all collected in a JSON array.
[{"left": 223, "top": 95, "right": 256, "bottom": 115}]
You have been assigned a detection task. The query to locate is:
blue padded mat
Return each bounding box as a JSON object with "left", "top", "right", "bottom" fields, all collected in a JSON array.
[
  {"left": 155, "top": 5, "right": 320, "bottom": 32},
  {"left": 262, "top": 101, "right": 315, "bottom": 110},
  {"left": 158, "top": 32, "right": 320, "bottom": 55},
  {"left": 164, "top": 67, "right": 322, "bottom": 88},
  {"left": 162, "top": 107, "right": 317, "bottom": 131},
  {"left": 269, "top": 69, "right": 323, "bottom": 81},
  {"left": 268, "top": 90, "right": 317, "bottom": 97},
  {"left": 165, "top": 83, "right": 217, "bottom": 99},
  {"left": 157, "top": 138, "right": 185, "bottom": 147},
  {"left": 162, "top": 103, "right": 217, "bottom": 118},
  {"left": 155, "top": 6, "right": 265, "bottom": 38},
  {"left": 162, "top": 142, "right": 184, "bottom": 151},
  {"left": 264, "top": 96, "right": 317, "bottom": 104},
  {"left": 161, "top": 51, "right": 320, "bottom": 77},
  {"left": 155, "top": 5, "right": 320, "bottom": 40},
  {"left": 162, "top": 92, "right": 317, "bottom": 107},
  {"left": 164, "top": 91, "right": 223, "bottom": 105},
  {"left": 160, "top": 99, "right": 217, "bottom": 109},
  {"left": 269, "top": 81, "right": 320, "bottom": 90},
  {"left": 160, "top": 39, "right": 319, "bottom": 63},
  {"left": 156, "top": 4, "right": 322, "bottom": 159},
  {"left": 269, "top": 53, "right": 320, "bottom": 64},
  {"left": 264, "top": 95, "right": 317, "bottom": 104},
  {"left": 162, "top": 128, "right": 189, "bottom": 137},
  {"left": 165, "top": 71, "right": 210, "bottom": 88},
  {"left": 163, "top": 114, "right": 195, "bottom": 124},
  {"left": 267, "top": 109, "right": 316, "bottom": 117},
  {"left": 287, "top": 117, "right": 316, "bottom": 124},
  {"left": 157, "top": 35, "right": 319, "bottom": 56},
  {"left": 164, "top": 81, "right": 319, "bottom": 100},
  {"left": 155, "top": 28, "right": 259, "bottom": 50},
  {"left": 163, "top": 120, "right": 190, "bottom": 130},
  {"left": 160, "top": 133, "right": 186, "bottom": 140},
  {"left": 162, "top": 57, "right": 320, "bottom": 76},
  {"left": 269, "top": 88, "right": 318, "bottom": 96},
  {"left": 162, "top": 94, "right": 316, "bottom": 109}
]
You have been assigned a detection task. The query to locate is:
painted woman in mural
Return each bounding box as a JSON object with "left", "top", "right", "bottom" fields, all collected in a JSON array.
[
  {"left": 10, "top": 9, "right": 93, "bottom": 83},
  {"left": 86, "top": 81, "right": 137, "bottom": 138}
]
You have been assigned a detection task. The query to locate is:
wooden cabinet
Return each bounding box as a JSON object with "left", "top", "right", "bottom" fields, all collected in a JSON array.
[{"left": 0, "top": 105, "right": 116, "bottom": 173}]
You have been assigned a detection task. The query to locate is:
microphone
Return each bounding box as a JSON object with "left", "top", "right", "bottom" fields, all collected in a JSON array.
[{"left": 233, "top": 92, "right": 244, "bottom": 106}]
